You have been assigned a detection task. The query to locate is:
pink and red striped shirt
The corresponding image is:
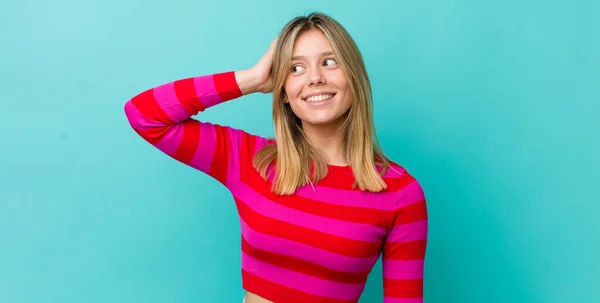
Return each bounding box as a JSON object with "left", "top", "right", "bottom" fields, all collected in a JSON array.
[{"left": 124, "top": 71, "right": 428, "bottom": 302}]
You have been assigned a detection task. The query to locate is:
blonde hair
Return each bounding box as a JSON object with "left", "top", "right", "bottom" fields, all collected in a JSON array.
[{"left": 253, "top": 12, "right": 392, "bottom": 195}]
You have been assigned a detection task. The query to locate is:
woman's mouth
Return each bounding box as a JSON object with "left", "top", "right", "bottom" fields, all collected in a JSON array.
[{"left": 303, "top": 93, "right": 336, "bottom": 105}]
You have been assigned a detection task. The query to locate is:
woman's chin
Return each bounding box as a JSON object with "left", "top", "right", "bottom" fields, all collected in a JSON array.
[{"left": 301, "top": 115, "right": 346, "bottom": 128}]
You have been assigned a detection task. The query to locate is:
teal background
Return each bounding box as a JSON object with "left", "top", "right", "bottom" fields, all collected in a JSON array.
[{"left": 1, "top": 0, "right": 598, "bottom": 302}]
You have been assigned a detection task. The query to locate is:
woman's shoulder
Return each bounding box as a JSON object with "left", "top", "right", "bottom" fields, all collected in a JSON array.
[
  {"left": 382, "top": 159, "right": 425, "bottom": 189},
  {"left": 379, "top": 160, "right": 409, "bottom": 178},
  {"left": 383, "top": 160, "right": 426, "bottom": 204}
]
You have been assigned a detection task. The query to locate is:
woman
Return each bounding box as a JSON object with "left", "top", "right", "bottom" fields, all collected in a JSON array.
[{"left": 124, "top": 12, "right": 428, "bottom": 303}]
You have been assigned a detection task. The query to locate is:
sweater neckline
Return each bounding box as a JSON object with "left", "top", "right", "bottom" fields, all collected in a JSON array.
[{"left": 327, "top": 163, "right": 352, "bottom": 174}]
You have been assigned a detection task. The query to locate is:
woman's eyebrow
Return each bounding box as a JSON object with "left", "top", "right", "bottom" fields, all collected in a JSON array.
[{"left": 291, "top": 51, "right": 334, "bottom": 61}]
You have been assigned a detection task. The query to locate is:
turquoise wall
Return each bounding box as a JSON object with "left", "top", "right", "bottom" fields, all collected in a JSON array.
[{"left": 1, "top": 0, "right": 598, "bottom": 302}]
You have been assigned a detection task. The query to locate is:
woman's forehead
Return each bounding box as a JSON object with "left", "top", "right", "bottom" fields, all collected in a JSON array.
[{"left": 291, "top": 30, "right": 333, "bottom": 58}]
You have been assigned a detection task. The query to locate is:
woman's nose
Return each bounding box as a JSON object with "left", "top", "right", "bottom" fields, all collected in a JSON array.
[{"left": 308, "top": 68, "right": 325, "bottom": 85}]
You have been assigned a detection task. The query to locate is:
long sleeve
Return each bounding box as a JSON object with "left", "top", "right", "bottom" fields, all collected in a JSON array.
[
  {"left": 382, "top": 174, "right": 429, "bottom": 302},
  {"left": 124, "top": 71, "right": 262, "bottom": 190}
]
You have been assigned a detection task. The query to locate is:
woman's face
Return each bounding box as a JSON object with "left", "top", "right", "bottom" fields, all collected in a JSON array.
[{"left": 283, "top": 29, "right": 351, "bottom": 128}]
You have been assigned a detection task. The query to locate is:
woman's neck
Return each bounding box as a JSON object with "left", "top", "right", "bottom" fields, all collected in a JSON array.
[{"left": 302, "top": 121, "right": 348, "bottom": 166}]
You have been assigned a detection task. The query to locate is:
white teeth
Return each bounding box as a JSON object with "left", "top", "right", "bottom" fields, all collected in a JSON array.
[{"left": 305, "top": 94, "right": 334, "bottom": 103}]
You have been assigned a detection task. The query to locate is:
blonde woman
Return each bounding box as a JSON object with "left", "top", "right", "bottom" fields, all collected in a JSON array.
[{"left": 125, "top": 12, "right": 428, "bottom": 303}]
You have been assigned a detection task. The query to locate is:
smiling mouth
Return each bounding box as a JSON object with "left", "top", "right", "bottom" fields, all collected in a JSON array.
[{"left": 303, "top": 93, "right": 336, "bottom": 103}]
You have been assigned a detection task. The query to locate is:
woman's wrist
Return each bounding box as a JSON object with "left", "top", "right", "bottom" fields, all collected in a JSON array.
[{"left": 235, "top": 69, "right": 261, "bottom": 95}]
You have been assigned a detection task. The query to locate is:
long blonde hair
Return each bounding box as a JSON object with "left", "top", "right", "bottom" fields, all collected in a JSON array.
[{"left": 253, "top": 12, "right": 392, "bottom": 195}]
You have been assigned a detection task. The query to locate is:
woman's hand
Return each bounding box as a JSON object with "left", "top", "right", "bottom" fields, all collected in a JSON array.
[
  {"left": 236, "top": 39, "right": 277, "bottom": 95},
  {"left": 252, "top": 39, "right": 277, "bottom": 94}
]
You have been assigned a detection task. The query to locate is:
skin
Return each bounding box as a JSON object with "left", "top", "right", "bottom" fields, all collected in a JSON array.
[
  {"left": 236, "top": 29, "right": 352, "bottom": 167},
  {"left": 234, "top": 30, "right": 352, "bottom": 303},
  {"left": 283, "top": 29, "right": 352, "bottom": 166}
]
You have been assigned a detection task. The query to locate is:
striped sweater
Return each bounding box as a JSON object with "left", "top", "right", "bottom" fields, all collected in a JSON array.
[{"left": 124, "top": 71, "right": 428, "bottom": 303}]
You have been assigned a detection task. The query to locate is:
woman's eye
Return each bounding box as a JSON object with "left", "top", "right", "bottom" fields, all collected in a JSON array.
[
  {"left": 292, "top": 65, "right": 305, "bottom": 72},
  {"left": 324, "top": 58, "right": 337, "bottom": 66}
]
